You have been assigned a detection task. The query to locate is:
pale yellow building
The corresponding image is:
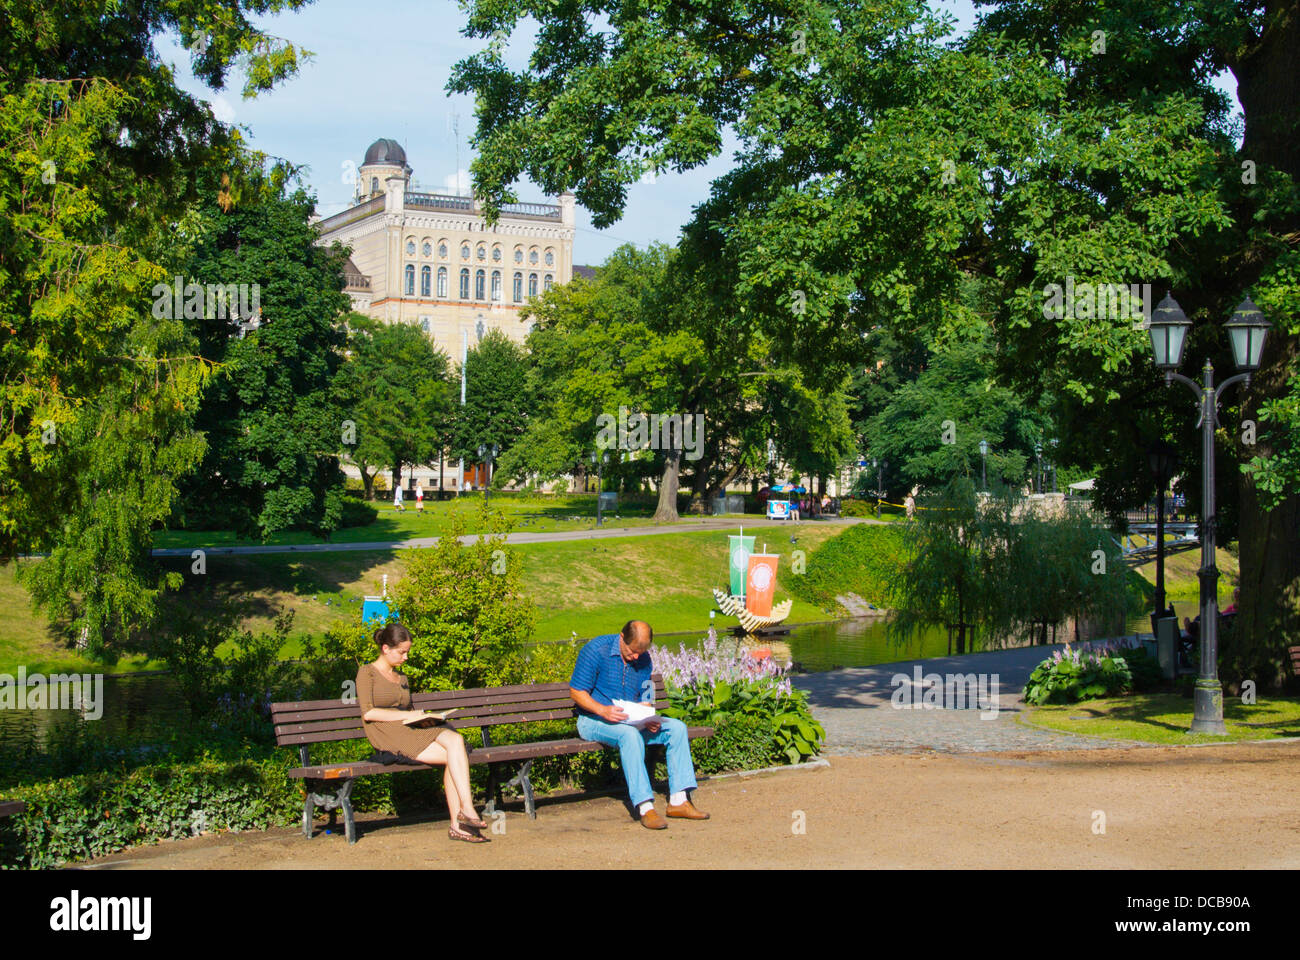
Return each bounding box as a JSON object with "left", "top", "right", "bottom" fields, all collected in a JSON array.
[{"left": 315, "top": 138, "right": 576, "bottom": 361}]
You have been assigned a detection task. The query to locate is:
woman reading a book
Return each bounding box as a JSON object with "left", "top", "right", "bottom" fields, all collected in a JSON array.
[{"left": 357, "top": 623, "right": 488, "bottom": 843}]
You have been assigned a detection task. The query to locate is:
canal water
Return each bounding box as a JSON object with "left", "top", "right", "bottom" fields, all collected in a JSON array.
[{"left": 0, "top": 603, "right": 1199, "bottom": 748}]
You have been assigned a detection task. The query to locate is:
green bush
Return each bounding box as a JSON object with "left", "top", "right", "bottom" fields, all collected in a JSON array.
[
  {"left": 339, "top": 498, "right": 379, "bottom": 527},
  {"left": 1023, "top": 642, "right": 1143, "bottom": 705},
  {"left": 837, "top": 497, "right": 873, "bottom": 518}
]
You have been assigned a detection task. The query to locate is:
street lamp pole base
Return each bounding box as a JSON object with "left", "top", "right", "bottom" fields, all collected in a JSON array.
[{"left": 1189, "top": 681, "right": 1227, "bottom": 735}]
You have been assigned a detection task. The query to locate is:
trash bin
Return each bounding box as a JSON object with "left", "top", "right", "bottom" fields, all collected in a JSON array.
[{"left": 1155, "top": 616, "right": 1179, "bottom": 679}]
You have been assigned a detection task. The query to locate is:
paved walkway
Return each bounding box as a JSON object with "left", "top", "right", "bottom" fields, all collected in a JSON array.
[
  {"left": 149, "top": 516, "right": 872, "bottom": 557},
  {"left": 794, "top": 643, "right": 1145, "bottom": 755}
]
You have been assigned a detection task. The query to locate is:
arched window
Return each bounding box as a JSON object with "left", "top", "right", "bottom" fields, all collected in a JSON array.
[
  {"left": 459, "top": 268, "right": 470, "bottom": 299},
  {"left": 514, "top": 247, "right": 523, "bottom": 263},
  {"left": 476, "top": 244, "right": 486, "bottom": 261},
  {"left": 492, "top": 245, "right": 502, "bottom": 262},
  {"left": 528, "top": 273, "right": 538, "bottom": 297},
  {"left": 461, "top": 243, "right": 470, "bottom": 260},
  {"left": 438, "top": 241, "right": 448, "bottom": 259},
  {"left": 544, "top": 249, "right": 554, "bottom": 266},
  {"left": 420, "top": 265, "right": 431, "bottom": 297},
  {"left": 475, "top": 269, "right": 485, "bottom": 300},
  {"left": 513, "top": 272, "right": 523, "bottom": 302},
  {"left": 491, "top": 270, "right": 501, "bottom": 301},
  {"left": 544, "top": 273, "right": 553, "bottom": 292},
  {"left": 406, "top": 239, "right": 416, "bottom": 256},
  {"left": 422, "top": 240, "right": 432, "bottom": 258},
  {"left": 370, "top": 176, "right": 378, "bottom": 194},
  {"left": 529, "top": 248, "right": 539, "bottom": 265},
  {"left": 437, "top": 266, "right": 448, "bottom": 298},
  {"left": 405, "top": 263, "right": 415, "bottom": 296}
]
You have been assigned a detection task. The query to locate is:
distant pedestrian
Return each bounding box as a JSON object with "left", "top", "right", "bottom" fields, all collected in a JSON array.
[
  {"left": 904, "top": 493, "right": 915, "bottom": 520},
  {"left": 393, "top": 482, "right": 404, "bottom": 512},
  {"left": 415, "top": 481, "right": 424, "bottom": 513}
]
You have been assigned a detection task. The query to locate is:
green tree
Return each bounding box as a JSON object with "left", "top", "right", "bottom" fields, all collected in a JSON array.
[
  {"left": 1, "top": 1, "right": 316, "bottom": 656},
  {"left": 451, "top": 0, "right": 1298, "bottom": 676},
  {"left": 178, "top": 184, "right": 352, "bottom": 539},
  {"left": 451, "top": 329, "right": 531, "bottom": 473},
  {"left": 334, "top": 314, "right": 455, "bottom": 500}
]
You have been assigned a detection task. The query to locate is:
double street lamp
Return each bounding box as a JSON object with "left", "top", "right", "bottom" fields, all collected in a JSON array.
[{"left": 1147, "top": 293, "right": 1271, "bottom": 734}]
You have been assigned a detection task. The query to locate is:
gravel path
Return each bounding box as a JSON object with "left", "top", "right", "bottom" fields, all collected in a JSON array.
[{"left": 794, "top": 643, "right": 1145, "bottom": 755}]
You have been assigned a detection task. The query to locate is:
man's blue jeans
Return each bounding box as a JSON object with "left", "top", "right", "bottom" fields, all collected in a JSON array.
[{"left": 576, "top": 714, "right": 698, "bottom": 807}]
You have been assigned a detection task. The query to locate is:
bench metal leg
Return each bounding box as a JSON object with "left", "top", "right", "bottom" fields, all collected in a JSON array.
[
  {"left": 303, "top": 778, "right": 358, "bottom": 843},
  {"left": 481, "top": 760, "right": 537, "bottom": 819}
]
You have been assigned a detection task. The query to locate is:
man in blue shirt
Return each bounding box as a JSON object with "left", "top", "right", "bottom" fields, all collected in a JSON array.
[{"left": 569, "top": 620, "right": 710, "bottom": 829}]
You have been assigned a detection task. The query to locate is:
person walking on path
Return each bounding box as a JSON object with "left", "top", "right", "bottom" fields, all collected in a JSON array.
[
  {"left": 569, "top": 621, "right": 710, "bottom": 830},
  {"left": 415, "top": 481, "right": 424, "bottom": 513},
  {"left": 904, "top": 493, "right": 915, "bottom": 520},
  {"left": 393, "top": 479, "right": 404, "bottom": 512}
]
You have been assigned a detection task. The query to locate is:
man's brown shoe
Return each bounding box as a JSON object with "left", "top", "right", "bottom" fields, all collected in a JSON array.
[
  {"left": 640, "top": 808, "right": 668, "bottom": 830},
  {"left": 666, "top": 800, "right": 710, "bottom": 820}
]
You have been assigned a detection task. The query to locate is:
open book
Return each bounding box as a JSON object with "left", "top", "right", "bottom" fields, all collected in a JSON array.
[
  {"left": 402, "top": 708, "right": 459, "bottom": 728},
  {"left": 612, "top": 699, "right": 659, "bottom": 729}
]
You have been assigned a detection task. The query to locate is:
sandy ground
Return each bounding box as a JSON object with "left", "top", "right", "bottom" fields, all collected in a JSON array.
[{"left": 76, "top": 742, "right": 1300, "bottom": 870}]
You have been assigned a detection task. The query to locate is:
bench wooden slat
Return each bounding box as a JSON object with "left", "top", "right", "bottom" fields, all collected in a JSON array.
[
  {"left": 285, "top": 727, "right": 717, "bottom": 780},
  {"left": 0, "top": 801, "right": 25, "bottom": 818},
  {"left": 269, "top": 680, "right": 584, "bottom": 715}
]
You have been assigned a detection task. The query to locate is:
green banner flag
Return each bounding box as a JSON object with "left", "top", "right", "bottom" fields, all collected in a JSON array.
[{"left": 728, "top": 534, "right": 755, "bottom": 597}]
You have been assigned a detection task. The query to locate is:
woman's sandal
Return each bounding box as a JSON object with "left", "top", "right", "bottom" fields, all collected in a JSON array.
[
  {"left": 458, "top": 813, "right": 489, "bottom": 829},
  {"left": 448, "top": 827, "right": 488, "bottom": 843}
]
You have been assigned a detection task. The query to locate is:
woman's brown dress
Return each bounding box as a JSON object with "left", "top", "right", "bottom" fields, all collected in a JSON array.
[{"left": 356, "top": 663, "right": 444, "bottom": 760}]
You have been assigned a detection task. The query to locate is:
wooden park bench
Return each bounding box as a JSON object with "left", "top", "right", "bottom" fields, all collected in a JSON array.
[
  {"left": 1289, "top": 645, "right": 1300, "bottom": 680},
  {"left": 0, "top": 801, "right": 25, "bottom": 818},
  {"left": 270, "top": 674, "right": 713, "bottom": 844}
]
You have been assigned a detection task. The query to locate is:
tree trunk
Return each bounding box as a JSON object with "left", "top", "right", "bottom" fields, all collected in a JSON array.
[
  {"left": 362, "top": 467, "right": 376, "bottom": 501},
  {"left": 652, "top": 449, "right": 682, "bottom": 523},
  {"left": 1227, "top": 13, "right": 1300, "bottom": 685},
  {"left": 391, "top": 461, "right": 402, "bottom": 494},
  {"left": 709, "top": 460, "right": 743, "bottom": 500}
]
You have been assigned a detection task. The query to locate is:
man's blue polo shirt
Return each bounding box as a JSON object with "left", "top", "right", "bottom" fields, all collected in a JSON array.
[{"left": 569, "top": 633, "right": 653, "bottom": 718}]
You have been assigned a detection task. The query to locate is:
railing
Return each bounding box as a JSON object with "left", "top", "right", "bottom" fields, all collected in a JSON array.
[
  {"left": 406, "top": 192, "right": 474, "bottom": 212},
  {"left": 315, "top": 195, "right": 385, "bottom": 232},
  {"left": 499, "top": 200, "right": 562, "bottom": 220},
  {"left": 343, "top": 272, "right": 371, "bottom": 290}
]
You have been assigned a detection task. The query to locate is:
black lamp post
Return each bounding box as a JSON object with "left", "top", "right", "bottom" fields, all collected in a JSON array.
[
  {"left": 869, "top": 458, "right": 886, "bottom": 518},
  {"left": 978, "top": 439, "right": 988, "bottom": 492},
  {"left": 1148, "top": 293, "right": 1271, "bottom": 734},
  {"left": 590, "top": 450, "right": 608, "bottom": 526},
  {"left": 1034, "top": 441, "right": 1043, "bottom": 494},
  {"left": 477, "top": 443, "right": 499, "bottom": 506},
  {"left": 1048, "top": 438, "right": 1058, "bottom": 493}
]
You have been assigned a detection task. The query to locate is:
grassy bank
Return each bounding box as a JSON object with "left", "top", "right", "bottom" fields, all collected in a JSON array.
[{"left": 1, "top": 523, "right": 845, "bottom": 673}]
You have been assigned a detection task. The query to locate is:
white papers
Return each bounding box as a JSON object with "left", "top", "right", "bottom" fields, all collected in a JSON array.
[{"left": 612, "top": 699, "right": 658, "bottom": 729}]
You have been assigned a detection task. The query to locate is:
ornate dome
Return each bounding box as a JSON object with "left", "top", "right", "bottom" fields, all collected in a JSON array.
[{"left": 363, "top": 138, "right": 407, "bottom": 166}]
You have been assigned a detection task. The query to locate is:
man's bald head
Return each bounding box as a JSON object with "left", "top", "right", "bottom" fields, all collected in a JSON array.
[{"left": 620, "top": 620, "right": 653, "bottom": 655}]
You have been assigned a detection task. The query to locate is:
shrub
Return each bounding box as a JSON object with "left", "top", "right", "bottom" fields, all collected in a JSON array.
[
  {"left": 339, "top": 498, "right": 379, "bottom": 528},
  {"left": 654, "top": 636, "right": 825, "bottom": 764},
  {"left": 838, "top": 497, "right": 873, "bottom": 518},
  {"left": 1023, "top": 641, "right": 1148, "bottom": 705}
]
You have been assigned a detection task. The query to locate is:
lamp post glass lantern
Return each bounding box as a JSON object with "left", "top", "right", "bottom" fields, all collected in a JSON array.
[
  {"left": 591, "top": 451, "right": 608, "bottom": 525},
  {"left": 978, "top": 439, "right": 988, "bottom": 492},
  {"left": 1149, "top": 294, "right": 1271, "bottom": 734}
]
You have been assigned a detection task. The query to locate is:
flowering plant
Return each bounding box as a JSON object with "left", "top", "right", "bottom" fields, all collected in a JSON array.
[
  {"left": 1023, "top": 640, "right": 1148, "bottom": 705},
  {"left": 652, "top": 635, "right": 823, "bottom": 764}
]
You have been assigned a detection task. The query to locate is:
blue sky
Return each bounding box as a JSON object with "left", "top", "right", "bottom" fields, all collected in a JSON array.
[{"left": 161, "top": 0, "right": 1235, "bottom": 268}]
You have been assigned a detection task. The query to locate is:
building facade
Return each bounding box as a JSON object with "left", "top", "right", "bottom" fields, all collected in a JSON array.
[{"left": 315, "top": 138, "right": 576, "bottom": 362}]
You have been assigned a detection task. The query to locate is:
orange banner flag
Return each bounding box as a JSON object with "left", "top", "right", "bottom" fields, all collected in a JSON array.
[{"left": 745, "top": 554, "right": 778, "bottom": 617}]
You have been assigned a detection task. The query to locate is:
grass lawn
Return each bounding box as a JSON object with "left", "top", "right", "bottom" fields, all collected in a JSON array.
[
  {"left": 151, "top": 494, "right": 725, "bottom": 549},
  {"left": 1, "top": 522, "right": 845, "bottom": 673},
  {"left": 1024, "top": 692, "right": 1300, "bottom": 745}
]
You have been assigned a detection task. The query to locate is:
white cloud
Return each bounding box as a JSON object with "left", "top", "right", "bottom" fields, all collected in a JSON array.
[
  {"left": 443, "top": 169, "right": 472, "bottom": 196},
  {"left": 209, "top": 95, "right": 236, "bottom": 123}
]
